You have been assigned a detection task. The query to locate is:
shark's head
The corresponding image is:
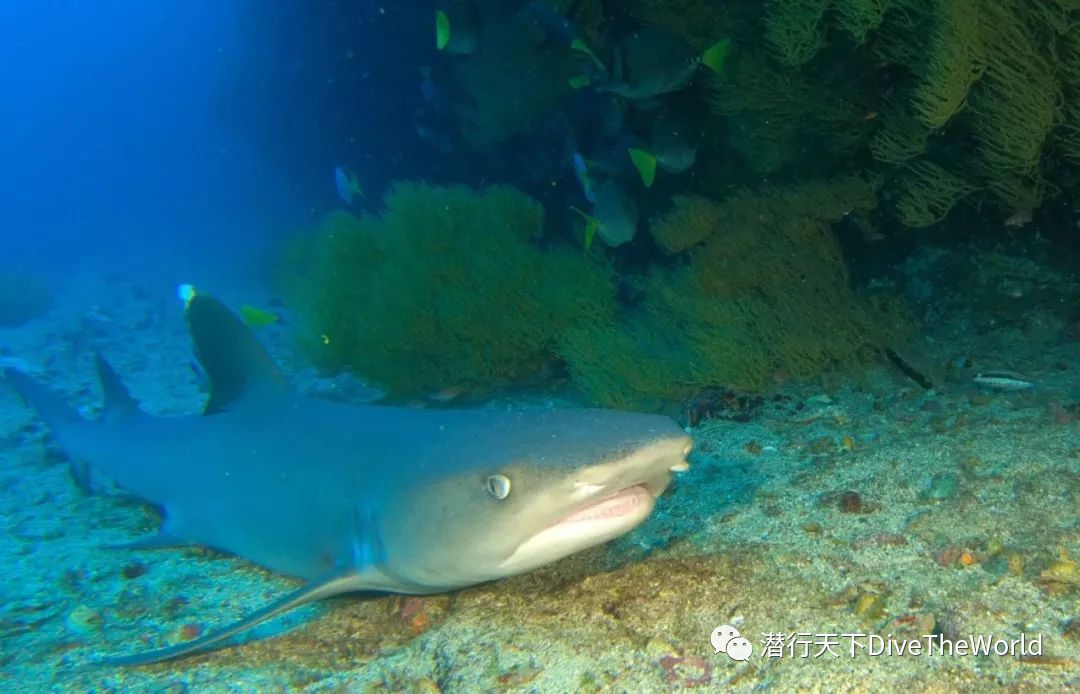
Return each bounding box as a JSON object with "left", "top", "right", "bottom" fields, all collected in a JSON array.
[{"left": 379, "top": 408, "right": 692, "bottom": 590}]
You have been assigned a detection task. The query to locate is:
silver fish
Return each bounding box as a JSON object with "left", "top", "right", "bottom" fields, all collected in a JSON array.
[
  {"left": 651, "top": 110, "right": 697, "bottom": 174},
  {"left": 596, "top": 28, "right": 700, "bottom": 101},
  {"left": 593, "top": 178, "right": 639, "bottom": 246},
  {"left": 973, "top": 370, "right": 1035, "bottom": 391}
]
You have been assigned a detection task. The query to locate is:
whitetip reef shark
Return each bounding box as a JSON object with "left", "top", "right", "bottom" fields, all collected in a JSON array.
[{"left": 2, "top": 288, "right": 693, "bottom": 665}]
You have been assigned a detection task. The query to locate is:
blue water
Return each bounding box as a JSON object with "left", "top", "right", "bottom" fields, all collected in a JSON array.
[{"left": 0, "top": 1, "right": 436, "bottom": 286}]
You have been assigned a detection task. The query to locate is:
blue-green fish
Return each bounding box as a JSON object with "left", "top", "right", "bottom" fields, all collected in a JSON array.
[
  {"left": 597, "top": 29, "right": 730, "bottom": 102},
  {"left": 333, "top": 165, "right": 362, "bottom": 205}
]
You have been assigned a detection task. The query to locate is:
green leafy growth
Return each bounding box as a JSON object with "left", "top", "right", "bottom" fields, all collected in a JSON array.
[
  {"left": 288, "top": 183, "right": 616, "bottom": 397},
  {"left": 833, "top": 0, "right": 893, "bottom": 44},
  {"left": 708, "top": 47, "right": 872, "bottom": 176},
  {"left": 894, "top": 159, "right": 979, "bottom": 228},
  {"left": 635, "top": 0, "right": 1080, "bottom": 227},
  {"left": 909, "top": 0, "right": 987, "bottom": 130},
  {"left": 561, "top": 177, "right": 913, "bottom": 408},
  {"left": 763, "top": 0, "right": 831, "bottom": 66}
]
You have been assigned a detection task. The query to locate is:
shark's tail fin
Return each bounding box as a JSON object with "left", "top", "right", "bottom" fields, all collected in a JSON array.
[
  {"left": 3, "top": 355, "right": 143, "bottom": 430},
  {"left": 2, "top": 366, "right": 82, "bottom": 433},
  {"left": 2, "top": 366, "right": 94, "bottom": 490}
]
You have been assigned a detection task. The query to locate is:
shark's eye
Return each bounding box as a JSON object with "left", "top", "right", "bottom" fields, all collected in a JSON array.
[{"left": 486, "top": 474, "right": 511, "bottom": 500}]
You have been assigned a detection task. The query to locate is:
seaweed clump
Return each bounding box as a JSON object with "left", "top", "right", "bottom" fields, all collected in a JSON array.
[
  {"left": 288, "top": 183, "right": 616, "bottom": 398},
  {"left": 628, "top": 0, "right": 1080, "bottom": 230},
  {"left": 559, "top": 176, "right": 912, "bottom": 409}
]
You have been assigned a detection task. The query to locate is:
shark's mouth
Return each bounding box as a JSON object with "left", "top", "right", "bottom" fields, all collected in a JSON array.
[
  {"left": 497, "top": 485, "right": 657, "bottom": 575},
  {"left": 552, "top": 485, "right": 652, "bottom": 526}
]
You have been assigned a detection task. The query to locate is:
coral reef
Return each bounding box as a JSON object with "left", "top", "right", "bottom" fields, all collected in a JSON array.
[{"left": 287, "top": 183, "right": 615, "bottom": 398}]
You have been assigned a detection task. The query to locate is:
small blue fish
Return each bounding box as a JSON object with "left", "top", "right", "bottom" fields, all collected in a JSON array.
[
  {"left": 333, "top": 166, "right": 363, "bottom": 205},
  {"left": 418, "top": 66, "right": 440, "bottom": 107},
  {"left": 189, "top": 359, "right": 209, "bottom": 393},
  {"left": 572, "top": 152, "right": 596, "bottom": 204}
]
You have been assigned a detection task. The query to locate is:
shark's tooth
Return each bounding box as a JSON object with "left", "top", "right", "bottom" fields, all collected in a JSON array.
[{"left": 670, "top": 461, "right": 690, "bottom": 472}]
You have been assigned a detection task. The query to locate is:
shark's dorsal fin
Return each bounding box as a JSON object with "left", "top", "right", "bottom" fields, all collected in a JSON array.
[
  {"left": 183, "top": 290, "right": 289, "bottom": 414},
  {"left": 93, "top": 353, "right": 141, "bottom": 420},
  {"left": 100, "top": 569, "right": 372, "bottom": 666}
]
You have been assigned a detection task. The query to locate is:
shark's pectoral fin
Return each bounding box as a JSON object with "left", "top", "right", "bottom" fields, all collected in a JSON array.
[{"left": 102, "top": 570, "right": 372, "bottom": 666}]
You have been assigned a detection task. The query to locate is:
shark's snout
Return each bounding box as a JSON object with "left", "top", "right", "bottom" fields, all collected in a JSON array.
[
  {"left": 571, "top": 432, "right": 692, "bottom": 501},
  {"left": 496, "top": 431, "right": 692, "bottom": 575}
]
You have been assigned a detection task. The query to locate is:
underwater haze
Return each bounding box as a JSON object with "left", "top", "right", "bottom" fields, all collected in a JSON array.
[
  {"left": 0, "top": 1, "right": 429, "bottom": 288},
  {"left": 1, "top": 0, "right": 1080, "bottom": 691}
]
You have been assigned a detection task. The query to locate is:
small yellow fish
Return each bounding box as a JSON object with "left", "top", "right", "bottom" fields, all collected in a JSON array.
[
  {"left": 568, "top": 74, "right": 591, "bottom": 90},
  {"left": 435, "top": 10, "right": 451, "bottom": 50},
  {"left": 570, "top": 38, "right": 604, "bottom": 70},
  {"left": 628, "top": 148, "right": 657, "bottom": 187},
  {"left": 334, "top": 166, "right": 363, "bottom": 205},
  {"left": 240, "top": 305, "right": 279, "bottom": 328},
  {"left": 570, "top": 206, "right": 600, "bottom": 250},
  {"left": 701, "top": 37, "right": 731, "bottom": 76}
]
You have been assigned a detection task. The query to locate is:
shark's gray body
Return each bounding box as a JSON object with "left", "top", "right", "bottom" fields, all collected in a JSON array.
[
  {"left": 75, "top": 394, "right": 681, "bottom": 588},
  {"left": 3, "top": 291, "right": 692, "bottom": 664}
]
